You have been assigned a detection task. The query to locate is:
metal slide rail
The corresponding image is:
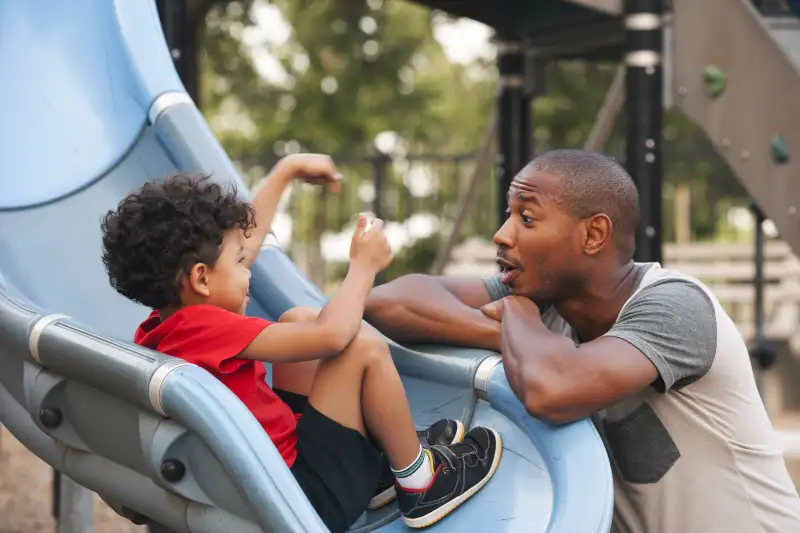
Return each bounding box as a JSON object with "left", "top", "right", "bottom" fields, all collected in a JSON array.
[{"left": 0, "top": 276, "right": 327, "bottom": 533}]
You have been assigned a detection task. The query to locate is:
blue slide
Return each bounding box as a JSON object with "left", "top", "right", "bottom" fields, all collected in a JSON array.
[{"left": 0, "top": 1, "right": 613, "bottom": 532}]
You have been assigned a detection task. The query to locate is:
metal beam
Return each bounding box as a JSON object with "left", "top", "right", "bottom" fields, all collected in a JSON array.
[
  {"left": 496, "top": 38, "right": 532, "bottom": 228},
  {"left": 624, "top": 0, "right": 664, "bottom": 263}
]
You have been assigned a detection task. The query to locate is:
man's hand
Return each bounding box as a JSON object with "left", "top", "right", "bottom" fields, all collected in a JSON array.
[
  {"left": 277, "top": 153, "right": 342, "bottom": 193},
  {"left": 502, "top": 295, "right": 541, "bottom": 318},
  {"left": 479, "top": 300, "right": 503, "bottom": 322},
  {"left": 480, "top": 296, "right": 538, "bottom": 322}
]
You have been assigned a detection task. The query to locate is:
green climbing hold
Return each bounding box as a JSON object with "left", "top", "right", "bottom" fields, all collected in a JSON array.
[
  {"left": 771, "top": 135, "right": 790, "bottom": 165},
  {"left": 702, "top": 66, "right": 727, "bottom": 99}
]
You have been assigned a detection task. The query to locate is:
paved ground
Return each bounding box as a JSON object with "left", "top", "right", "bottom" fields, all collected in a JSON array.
[{"left": 0, "top": 427, "right": 145, "bottom": 533}]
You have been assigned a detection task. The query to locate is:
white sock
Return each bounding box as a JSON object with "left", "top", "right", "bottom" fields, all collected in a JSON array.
[{"left": 392, "top": 445, "right": 435, "bottom": 490}]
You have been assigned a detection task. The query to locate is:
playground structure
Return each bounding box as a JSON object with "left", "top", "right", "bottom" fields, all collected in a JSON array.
[
  {"left": 0, "top": 1, "right": 613, "bottom": 532},
  {"left": 2, "top": 1, "right": 800, "bottom": 532}
]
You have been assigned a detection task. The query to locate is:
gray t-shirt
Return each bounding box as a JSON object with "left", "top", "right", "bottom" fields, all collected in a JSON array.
[
  {"left": 483, "top": 262, "right": 800, "bottom": 533},
  {"left": 483, "top": 262, "right": 716, "bottom": 392}
]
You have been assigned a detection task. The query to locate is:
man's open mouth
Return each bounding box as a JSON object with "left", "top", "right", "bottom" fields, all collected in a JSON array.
[{"left": 496, "top": 258, "right": 520, "bottom": 284}]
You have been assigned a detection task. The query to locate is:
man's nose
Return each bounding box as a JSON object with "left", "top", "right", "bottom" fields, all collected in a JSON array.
[{"left": 493, "top": 217, "right": 514, "bottom": 249}]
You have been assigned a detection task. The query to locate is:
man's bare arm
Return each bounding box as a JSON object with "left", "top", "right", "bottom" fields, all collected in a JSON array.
[
  {"left": 499, "top": 296, "right": 658, "bottom": 424},
  {"left": 364, "top": 274, "right": 501, "bottom": 351},
  {"left": 500, "top": 280, "right": 717, "bottom": 424}
]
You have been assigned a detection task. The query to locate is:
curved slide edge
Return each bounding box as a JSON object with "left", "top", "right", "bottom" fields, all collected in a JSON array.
[
  {"left": 0, "top": 275, "right": 327, "bottom": 532},
  {"left": 671, "top": 0, "right": 800, "bottom": 258},
  {"left": 0, "top": 0, "right": 184, "bottom": 211},
  {"left": 486, "top": 365, "right": 615, "bottom": 533}
]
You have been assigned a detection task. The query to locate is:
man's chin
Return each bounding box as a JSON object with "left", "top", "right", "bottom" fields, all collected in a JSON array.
[{"left": 506, "top": 284, "right": 542, "bottom": 301}]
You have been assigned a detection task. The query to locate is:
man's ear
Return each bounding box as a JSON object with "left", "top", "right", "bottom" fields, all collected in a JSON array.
[
  {"left": 583, "top": 214, "right": 612, "bottom": 256},
  {"left": 187, "top": 263, "right": 212, "bottom": 297}
]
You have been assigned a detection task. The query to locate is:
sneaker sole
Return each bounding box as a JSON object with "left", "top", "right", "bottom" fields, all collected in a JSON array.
[
  {"left": 367, "top": 420, "right": 466, "bottom": 511},
  {"left": 401, "top": 428, "right": 503, "bottom": 529}
]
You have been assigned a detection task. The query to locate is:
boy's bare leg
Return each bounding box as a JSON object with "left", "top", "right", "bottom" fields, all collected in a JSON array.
[
  {"left": 272, "top": 307, "right": 321, "bottom": 395},
  {"left": 306, "top": 326, "right": 420, "bottom": 469}
]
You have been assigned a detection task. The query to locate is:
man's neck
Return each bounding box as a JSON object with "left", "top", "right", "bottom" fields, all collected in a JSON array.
[{"left": 554, "top": 261, "right": 641, "bottom": 342}]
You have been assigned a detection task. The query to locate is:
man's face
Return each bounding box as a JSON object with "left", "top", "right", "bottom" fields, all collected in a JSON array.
[{"left": 492, "top": 170, "right": 585, "bottom": 301}]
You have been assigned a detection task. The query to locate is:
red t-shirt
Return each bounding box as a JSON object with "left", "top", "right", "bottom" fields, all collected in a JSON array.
[{"left": 134, "top": 304, "right": 299, "bottom": 466}]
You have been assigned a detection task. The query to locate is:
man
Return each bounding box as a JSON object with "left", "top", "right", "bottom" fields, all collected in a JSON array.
[{"left": 365, "top": 149, "right": 800, "bottom": 533}]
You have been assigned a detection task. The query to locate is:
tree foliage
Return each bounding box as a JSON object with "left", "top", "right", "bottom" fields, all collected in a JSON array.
[{"left": 197, "top": 0, "right": 752, "bottom": 284}]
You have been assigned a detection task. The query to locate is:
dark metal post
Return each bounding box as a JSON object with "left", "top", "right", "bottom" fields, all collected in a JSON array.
[
  {"left": 496, "top": 38, "right": 531, "bottom": 228},
  {"left": 624, "top": 0, "right": 664, "bottom": 263},
  {"left": 156, "top": 0, "right": 197, "bottom": 102},
  {"left": 751, "top": 202, "right": 767, "bottom": 394},
  {"left": 753, "top": 204, "right": 766, "bottom": 347},
  {"left": 372, "top": 155, "right": 387, "bottom": 284}
]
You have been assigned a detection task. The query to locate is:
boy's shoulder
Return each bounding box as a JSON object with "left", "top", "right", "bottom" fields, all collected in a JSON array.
[{"left": 135, "top": 305, "right": 272, "bottom": 363}]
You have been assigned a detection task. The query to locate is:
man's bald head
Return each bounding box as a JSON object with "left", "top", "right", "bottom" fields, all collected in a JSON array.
[{"left": 521, "top": 149, "right": 640, "bottom": 261}]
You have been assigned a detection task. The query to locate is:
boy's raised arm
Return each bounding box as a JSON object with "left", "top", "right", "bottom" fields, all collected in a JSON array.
[
  {"left": 239, "top": 215, "right": 393, "bottom": 363},
  {"left": 243, "top": 154, "right": 342, "bottom": 267}
]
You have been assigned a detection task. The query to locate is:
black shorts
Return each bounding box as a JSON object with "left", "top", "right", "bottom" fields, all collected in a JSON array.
[{"left": 276, "top": 390, "right": 385, "bottom": 533}]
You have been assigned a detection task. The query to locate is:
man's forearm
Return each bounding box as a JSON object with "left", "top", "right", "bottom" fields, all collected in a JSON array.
[{"left": 365, "top": 275, "right": 501, "bottom": 351}]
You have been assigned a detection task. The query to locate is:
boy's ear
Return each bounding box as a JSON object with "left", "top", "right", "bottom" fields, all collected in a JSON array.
[{"left": 187, "top": 263, "right": 211, "bottom": 297}]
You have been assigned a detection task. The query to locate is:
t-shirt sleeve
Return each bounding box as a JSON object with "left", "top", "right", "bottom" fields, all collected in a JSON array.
[
  {"left": 482, "top": 273, "right": 511, "bottom": 302},
  {"left": 603, "top": 279, "right": 717, "bottom": 392},
  {"left": 163, "top": 305, "right": 272, "bottom": 375}
]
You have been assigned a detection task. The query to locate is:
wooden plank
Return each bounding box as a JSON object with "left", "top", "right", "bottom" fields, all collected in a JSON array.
[
  {"left": 668, "top": 260, "right": 800, "bottom": 282},
  {"left": 663, "top": 241, "right": 793, "bottom": 262},
  {"left": 706, "top": 283, "right": 800, "bottom": 304}
]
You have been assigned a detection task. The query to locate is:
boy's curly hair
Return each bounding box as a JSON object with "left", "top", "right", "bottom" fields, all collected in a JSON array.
[{"left": 101, "top": 174, "right": 256, "bottom": 309}]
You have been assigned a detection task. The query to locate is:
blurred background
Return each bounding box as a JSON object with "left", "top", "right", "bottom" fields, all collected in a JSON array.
[{"left": 189, "top": 0, "right": 755, "bottom": 290}]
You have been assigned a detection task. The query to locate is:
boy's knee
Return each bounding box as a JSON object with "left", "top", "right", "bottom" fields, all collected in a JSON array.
[
  {"left": 279, "top": 306, "right": 320, "bottom": 323},
  {"left": 350, "top": 329, "right": 391, "bottom": 364}
]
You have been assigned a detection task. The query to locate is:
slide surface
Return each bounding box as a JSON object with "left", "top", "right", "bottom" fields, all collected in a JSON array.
[{"left": 0, "top": 1, "right": 613, "bottom": 532}]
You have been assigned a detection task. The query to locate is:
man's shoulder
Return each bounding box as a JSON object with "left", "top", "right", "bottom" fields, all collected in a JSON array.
[{"left": 632, "top": 263, "right": 720, "bottom": 312}]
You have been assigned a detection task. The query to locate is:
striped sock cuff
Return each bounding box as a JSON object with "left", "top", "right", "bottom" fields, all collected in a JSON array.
[{"left": 391, "top": 446, "right": 425, "bottom": 478}]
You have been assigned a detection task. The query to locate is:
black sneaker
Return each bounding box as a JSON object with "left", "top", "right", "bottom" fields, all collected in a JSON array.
[
  {"left": 396, "top": 427, "right": 502, "bottom": 528},
  {"left": 368, "top": 419, "right": 465, "bottom": 510}
]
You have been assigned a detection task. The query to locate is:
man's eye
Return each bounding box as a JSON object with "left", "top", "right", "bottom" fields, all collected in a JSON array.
[{"left": 521, "top": 215, "right": 534, "bottom": 224}]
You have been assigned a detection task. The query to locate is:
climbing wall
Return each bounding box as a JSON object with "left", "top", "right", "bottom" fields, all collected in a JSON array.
[{"left": 671, "top": 0, "right": 800, "bottom": 257}]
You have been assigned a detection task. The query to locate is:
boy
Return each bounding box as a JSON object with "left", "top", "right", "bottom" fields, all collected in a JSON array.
[{"left": 100, "top": 154, "right": 502, "bottom": 532}]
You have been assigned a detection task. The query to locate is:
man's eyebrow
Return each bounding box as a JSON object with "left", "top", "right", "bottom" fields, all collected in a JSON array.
[{"left": 517, "top": 192, "right": 541, "bottom": 206}]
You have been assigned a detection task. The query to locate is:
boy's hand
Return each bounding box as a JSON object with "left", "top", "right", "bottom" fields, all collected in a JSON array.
[
  {"left": 350, "top": 213, "right": 393, "bottom": 273},
  {"left": 278, "top": 153, "right": 342, "bottom": 193}
]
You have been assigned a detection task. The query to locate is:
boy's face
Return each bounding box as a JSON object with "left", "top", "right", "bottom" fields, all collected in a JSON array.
[{"left": 186, "top": 229, "right": 252, "bottom": 314}]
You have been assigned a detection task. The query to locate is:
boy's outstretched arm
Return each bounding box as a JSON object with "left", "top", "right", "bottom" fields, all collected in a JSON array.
[
  {"left": 239, "top": 215, "right": 393, "bottom": 363},
  {"left": 243, "top": 153, "right": 342, "bottom": 267}
]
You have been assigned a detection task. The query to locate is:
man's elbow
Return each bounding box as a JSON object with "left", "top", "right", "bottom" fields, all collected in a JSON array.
[{"left": 520, "top": 379, "right": 577, "bottom": 426}]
